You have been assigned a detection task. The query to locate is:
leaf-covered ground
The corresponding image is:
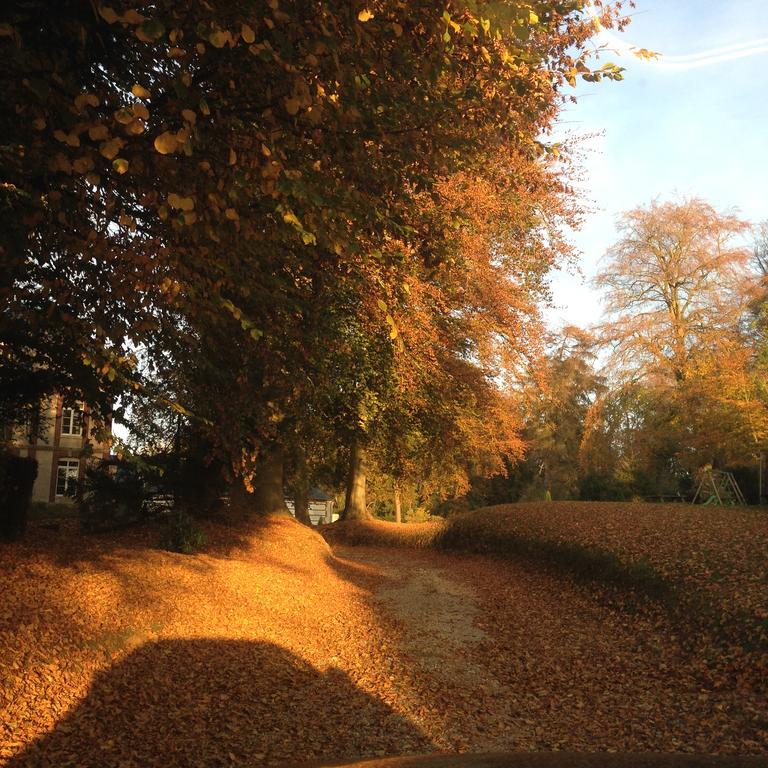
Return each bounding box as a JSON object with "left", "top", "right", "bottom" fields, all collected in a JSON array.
[{"left": 1, "top": 506, "right": 767, "bottom": 767}]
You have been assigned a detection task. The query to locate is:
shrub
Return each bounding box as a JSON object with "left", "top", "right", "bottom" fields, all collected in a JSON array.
[
  {"left": 579, "top": 471, "right": 630, "bottom": 501},
  {"left": 0, "top": 452, "right": 38, "bottom": 540},
  {"left": 160, "top": 509, "right": 206, "bottom": 554},
  {"left": 79, "top": 463, "right": 148, "bottom": 532}
]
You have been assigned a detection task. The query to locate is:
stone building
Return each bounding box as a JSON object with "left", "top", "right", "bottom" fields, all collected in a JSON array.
[{"left": 3, "top": 395, "right": 112, "bottom": 503}]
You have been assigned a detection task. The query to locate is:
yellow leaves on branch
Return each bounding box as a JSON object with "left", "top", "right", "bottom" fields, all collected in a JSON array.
[{"left": 167, "top": 193, "right": 195, "bottom": 211}]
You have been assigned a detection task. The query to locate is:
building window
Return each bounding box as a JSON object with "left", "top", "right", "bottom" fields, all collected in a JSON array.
[
  {"left": 56, "top": 459, "right": 79, "bottom": 497},
  {"left": 61, "top": 406, "right": 83, "bottom": 436}
]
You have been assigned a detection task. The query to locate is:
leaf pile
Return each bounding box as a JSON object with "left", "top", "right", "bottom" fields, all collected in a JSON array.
[
  {"left": 2, "top": 505, "right": 767, "bottom": 765},
  {"left": 0, "top": 518, "right": 433, "bottom": 766}
]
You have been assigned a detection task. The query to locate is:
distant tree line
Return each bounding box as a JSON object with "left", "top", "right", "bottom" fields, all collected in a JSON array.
[{"left": 468, "top": 201, "right": 768, "bottom": 506}]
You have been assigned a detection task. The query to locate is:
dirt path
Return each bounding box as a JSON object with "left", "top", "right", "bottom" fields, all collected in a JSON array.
[
  {"left": 340, "top": 548, "right": 496, "bottom": 690},
  {"left": 332, "top": 545, "right": 768, "bottom": 756}
]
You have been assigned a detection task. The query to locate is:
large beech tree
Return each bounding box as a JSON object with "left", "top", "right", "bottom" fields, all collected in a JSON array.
[
  {"left": 2, "top": 1, "right": 627, "bottom": 512},
  {"left": 590, "top": 199, "right": 765, "bottom": 485},
  {"left": 595, "top": 199, "right": 754, "bottom": 384}
]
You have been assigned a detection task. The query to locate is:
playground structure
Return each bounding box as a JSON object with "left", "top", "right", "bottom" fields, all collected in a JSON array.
[{"left": 692, "top": 468, "right": 747, "bottom": 506}]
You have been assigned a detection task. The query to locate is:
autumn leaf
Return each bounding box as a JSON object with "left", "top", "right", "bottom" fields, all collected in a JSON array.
[
  {"left": 99, "top": 137, "right": 124, "bottom": 159},
  {"left": 132, "top": 83, "right": 151, "bottom": 99},
  {"left": 154, "top": 131, "right": 179, "bottom": 154},
  {"left": 241, "top": 23, "right": 255, "bottom": 44},
  {"left": 167, "top": 192, "right": 195, "bottom": 211}
]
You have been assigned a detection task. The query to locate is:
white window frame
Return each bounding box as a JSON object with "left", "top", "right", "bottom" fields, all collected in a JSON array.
[
  {"left": 61, "top": 405, "right": 83, "bottom": 436},
  {"left": 56, "top": 459, "right": 80, "bottom": 497}
]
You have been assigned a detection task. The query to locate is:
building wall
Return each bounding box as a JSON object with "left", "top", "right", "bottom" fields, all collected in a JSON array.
[
  {"left": 284, "top": 499, "right": 337, "bottom": 525},
  {"left": 5, "top": 395, "right": 112, "bottom": 504}
]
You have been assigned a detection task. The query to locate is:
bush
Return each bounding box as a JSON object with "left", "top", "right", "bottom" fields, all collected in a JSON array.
[
  {"left": 579, "top": 471, "right": 631, "bottom": 501},
  {"left": 0, "top": 452, "right": 38, "bottom": 540},
  {"left": 160, "top": 509, "right": 206, "bottom": 554},
  {"left": 79, "top": 463, "right": 148, "bottom": 532}
]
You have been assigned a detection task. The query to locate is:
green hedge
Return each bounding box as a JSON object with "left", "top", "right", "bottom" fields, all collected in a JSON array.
[{"left": 0, "top": 452, "right": 38, "bottom": 540}]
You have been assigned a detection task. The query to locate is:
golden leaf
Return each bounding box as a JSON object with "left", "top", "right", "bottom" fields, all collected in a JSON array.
[
  {"left": 392, "top": 22, "right": 403, "bottom": 37},
  {"left": 241, "top": 23, "right": 256, "bottom": 44},
  {"left": 133, "top": 102, "right": 149, "bottom": 120},
  {"left": 73, "top": 156, "right": 95, "bottom": 174},
  {"left": 114, "top": 107, "right": 135, "bottom": 124},
  {"left": 98, "top": 6, "right": 119, "bottom": 24},
  {"left": 224, "top": 207, "right": 239, "bottom": 220},
  {"left": 228, "top": 148, "right": 237, "bottom": 165},
  {"left": 113, "top": 158, "right": 129, "bottom": 174},
  {"left": 99, "top": 138, "right": 124, "bottom": 160},
  {"left": 74, "top": 93, "right": 93, "bottom": 112},
  {"left": 358, "top": 9, "right": 374, "bottom": 22},
  {"left": 132, "top": 83, "right": 151, "bottom": 99},
  {"left": 209, "top": 30, "right": 229, "bottom": 48},
  {"left": 284, "top": 97, "right": 300, "bottom": 115},
  {"left": 88, "top": 124, "right": 110, "bottom": 141},
  {"left": 32, "top": 117, "right": 46, "bottom": 130},
  {"left": 167, "top": 193, "right": 195, "bottom": 211},
  {"left": 154, "top": 131, "right": 179, "bottom": 154},
  {"left": 181, "top": 109, "right": 197, "bottom": 124},
  {"left": 122, "top": 9, "right": 145, "bottom": 24},
  {"left": 125, "top": 119, "right": 145, "bottom": 135}
]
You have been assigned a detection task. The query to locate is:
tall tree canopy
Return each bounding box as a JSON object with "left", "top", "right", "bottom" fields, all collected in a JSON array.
[
  {"left": 595, "top": 198, "right": 754, "bottom": 384},
  {"left": 1, "top": 0, "right": 628, "bottom": 512}
]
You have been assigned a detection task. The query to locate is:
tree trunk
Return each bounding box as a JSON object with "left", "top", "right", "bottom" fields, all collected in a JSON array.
[
  {"left": 393, "top": 481, "right": 402, "bottom": 524},
  {"left": 252, "top": 443, "right": 290, "bottom": 515},
  {"left": 231, "top": 443, "right": 289, "bottom": 517},
  {"left": 293, "top": 447, "right": 311, "bottom": 525},
  {"left": 228, "top": 476, "right": 254, "bottom": 518},
  {"left": 343, "top": 439, "right": 369, "bottom": 520}
]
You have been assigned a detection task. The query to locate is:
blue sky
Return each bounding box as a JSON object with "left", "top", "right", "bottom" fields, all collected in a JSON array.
[{"left": 547, "top": 0, "right": 768, "bottom": 329}]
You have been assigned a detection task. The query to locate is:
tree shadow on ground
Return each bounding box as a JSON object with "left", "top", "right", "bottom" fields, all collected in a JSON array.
[{"left": 7, "top": 639, "right": 432, "bottom": 768}]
